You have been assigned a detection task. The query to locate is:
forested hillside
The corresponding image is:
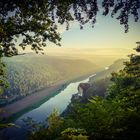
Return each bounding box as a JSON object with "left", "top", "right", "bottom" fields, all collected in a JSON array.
[
  {"left": 86, "top": 59, "right": 126, "bottom": 97},
  {"left": 0, "top": 53, "right": 98, "bottom": 106},
  {"left": 65, "top": 59, "right": 126, "bottom": 104},
  {"left": 89, "top": 59, "right": 126, "bottom": 82},
  {"left": 29, "top": 47, "right": 140, "bottom": 140}
]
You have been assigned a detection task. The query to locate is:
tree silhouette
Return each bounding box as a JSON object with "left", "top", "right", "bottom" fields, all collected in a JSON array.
[
  {"left": 29, "top": 43, "right": 140, "bottom": 140},
  {"left": 0, "top": 0, "right": 140, "bottom": 94},
  {"left": 0, "top": 0, "right": 140, "bottom": 56}
]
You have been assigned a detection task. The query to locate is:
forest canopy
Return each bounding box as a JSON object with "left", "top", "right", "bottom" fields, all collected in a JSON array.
[
  {"left": 0, "top": 0, "right": 140, "bottom": 56},
  {"left": 29, "top": 43, "right": 140, "bottom": 140}
]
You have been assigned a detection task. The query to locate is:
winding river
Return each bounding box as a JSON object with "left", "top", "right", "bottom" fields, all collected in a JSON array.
[
  {"left": 0, "top": 74, "right": 95, "bottom": 140},
  {"left": 16, "top": 74, "right": 95, "bottom": 124}
]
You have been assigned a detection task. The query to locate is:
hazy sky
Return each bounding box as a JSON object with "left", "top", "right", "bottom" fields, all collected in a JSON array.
[
  {"left": 18, "top": 9, "right": 140, "bottom": 51},
  {"left": 47, "top": 10, "right": 140, "bottom": 49}
]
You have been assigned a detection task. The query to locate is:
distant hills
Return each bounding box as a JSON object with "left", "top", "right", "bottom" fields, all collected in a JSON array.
[
  {"left": 69, "top": 59, "right": 126, "bottom": 103},
  {"left": 87, "top": 59, "right": 126, "bottom": 97},
  {"left": 0, "top": 53, "right": 98, "bottom": 106},
  {"left": 89, "top": 59, "right": 126, "bottom": 82}
]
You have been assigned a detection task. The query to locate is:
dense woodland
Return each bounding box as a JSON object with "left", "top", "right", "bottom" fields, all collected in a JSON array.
[
  {"left": 28, "top": 46, "right": 140, "bottom": 140},
  {"left": 0, "top": 0, "right": 140, "bottom": 139},
  {"left": 0, "top": 0, "right": 140, "bottom": 56},
  {"left": 0, "top": 54, "right": 97, "bottom": 106}
]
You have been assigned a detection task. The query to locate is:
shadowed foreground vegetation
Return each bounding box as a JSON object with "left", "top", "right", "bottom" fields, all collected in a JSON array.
[{"left": 28, "top": 46, "right": 140, "bottom": 140}]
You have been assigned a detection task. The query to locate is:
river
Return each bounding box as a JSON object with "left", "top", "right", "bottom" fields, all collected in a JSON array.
[
  {"left": 16, "top": 74, "right": 95, "bottom": 123},
  {"left": 0, "top": 74, "right": 96, "bottom": 140}
]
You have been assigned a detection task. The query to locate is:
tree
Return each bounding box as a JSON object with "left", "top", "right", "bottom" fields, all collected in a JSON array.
[
  {"left": 0, "top": 0, "right": 140, "bottom": 56},
  {"left": 60, "top": 128, "right": 88, "bottom": 140},
  {"left": 0, "top": 59, "right": 7, "bottom": 94},
  {"left": 0, "top": 60, "right": 4, "bottom": 93},
  {"left": 0, "top": 0, "right": 139, "bottom": 92},
  {"left": 108, "top": 42, "right": 140, "bottom": 110},
  {"left": 29, "top": 43, "right": 140, "bottom": 140},
  {"left": 62, "top": 44, "right": 140, "bottom": 139}
]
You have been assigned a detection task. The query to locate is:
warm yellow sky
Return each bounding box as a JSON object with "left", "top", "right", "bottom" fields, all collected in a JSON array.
[{"left": 18, "top": 46, "right": 135, "bottom": 68}]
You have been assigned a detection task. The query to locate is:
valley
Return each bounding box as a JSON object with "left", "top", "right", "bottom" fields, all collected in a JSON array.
[{"left": 0, "top": 47, "right": 129, "bottom": 120}]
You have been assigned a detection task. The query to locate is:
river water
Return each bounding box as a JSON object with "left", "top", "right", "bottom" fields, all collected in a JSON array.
[
  {"left": 0, "top": 74, "right": 95, "bottom": 140},
  {"left": 16, "top": 74, "right": 95, "bottom": 124}
]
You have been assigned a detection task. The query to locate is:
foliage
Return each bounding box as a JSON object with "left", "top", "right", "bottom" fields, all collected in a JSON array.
[
  {"left": 60, "top": 128, "right": 88, "bottom": 140},
  {"left": 29, "top": 45, "right": 140, "bottom": 140},
  {"left": 0, "top": 0, "right": 140, "bottom": 56},
  {"left": 29, "top": 109, "right": 65, "bottom": 140},
  {"left": 0, "top": 58, "right": 4, "bottom": 94},
  {"left": 0, "top": 58, "right": 8, "bottom": 94},
  {"left": 108, "top": 46, "right": 140, "bottom": 110},
  {"left": 0, "top": 54, "right": 95, "bottom": 106},
  {"left": 47, "top": 109, "right": 64, "bottom": 135},
  {"left": 0, "top": 57, "right": 9, "bottom": 129}
]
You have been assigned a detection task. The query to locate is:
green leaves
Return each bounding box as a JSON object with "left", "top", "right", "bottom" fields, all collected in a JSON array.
[
  {"left": 60, "top": 128, "right": 88, "bottom": 140},
  {"left": 29, "top": 42, "right": 140, "bottom": 139},
  {"left": 0, "top": 1, "right": 140, "bottom": 55},
  {"left": 0, "top": 58, "right": 8, "bottom": 94},
  {"left": 25, "top": 44, "right": 140, "bottom": 140}
]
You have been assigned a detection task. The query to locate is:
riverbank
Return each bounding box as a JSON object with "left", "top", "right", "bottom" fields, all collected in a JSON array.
[
  {"left": 0, "top": 84, "right": 63, "bottom": 120},
  {"left": 0, "top": 71, "right": 96, "bottom": 121}
]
